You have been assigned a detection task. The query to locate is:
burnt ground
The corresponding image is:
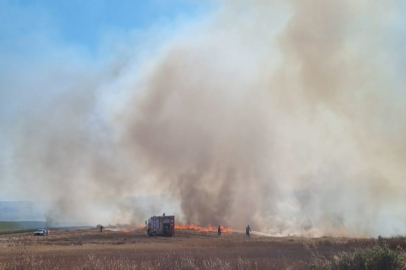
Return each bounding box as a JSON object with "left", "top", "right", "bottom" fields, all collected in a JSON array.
[{"left": 0, "top": 228, "right": 379, "bottom": 269}]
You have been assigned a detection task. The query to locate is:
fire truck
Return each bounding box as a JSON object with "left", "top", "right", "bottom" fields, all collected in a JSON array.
[{"left": 146, "top": 214, "right": 175, "bottom": 236}]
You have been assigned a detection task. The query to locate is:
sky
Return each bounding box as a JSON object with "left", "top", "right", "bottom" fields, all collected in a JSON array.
[
  {"left": 1, "top": 0, "right": 406, "bottom": 236},
  {"left": 0, "top": 0, "right": 213, "bottom": 52},
  {"left": 0, "top": 0, "right": 215, "bottom": 200}
]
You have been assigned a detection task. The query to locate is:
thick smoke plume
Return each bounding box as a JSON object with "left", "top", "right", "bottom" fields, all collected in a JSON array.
[{"left": 2, "top": 0, "right": 406, "bottom": 235}]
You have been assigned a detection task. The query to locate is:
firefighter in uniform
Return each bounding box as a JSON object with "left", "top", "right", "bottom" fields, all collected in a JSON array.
[{"left": 246, "top": 225, "right": 251, "bottom": 237}]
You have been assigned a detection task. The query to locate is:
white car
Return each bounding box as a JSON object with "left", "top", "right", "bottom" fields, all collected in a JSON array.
[{"left": 34, "top": 229, "right": 48, "bottom": 236}]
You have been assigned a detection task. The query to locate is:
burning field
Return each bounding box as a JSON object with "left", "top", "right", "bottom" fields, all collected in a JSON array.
[
  {"left": 106, "top": 223, "right": 233, "bottom": 234},
  {"left": 1, "top": 228, "right": 406, "bottom": 270},
  {"left": 3, "top": 0, "right": 406, "bottom": 239},
  {"left": 1, "top": 0, "right": 406, "bottom": 269},
  {"left": 175, "top": 224, "right": 233, "bottom": 233}
]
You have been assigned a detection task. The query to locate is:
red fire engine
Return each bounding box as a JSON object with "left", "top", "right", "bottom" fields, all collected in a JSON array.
[{"left": 146, "top": 214, "right": 175, "bottom": 236}]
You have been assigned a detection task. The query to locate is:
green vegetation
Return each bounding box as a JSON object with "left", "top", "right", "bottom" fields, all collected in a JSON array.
[
  {"left": 0, "top": 221, "right": 92, "bottom": 234},
  {"left": 308, "top": 242, "right": 406, "bottom": 270},
  {"left": 0, "top": 221, "right": 45, "bottom": 232}
]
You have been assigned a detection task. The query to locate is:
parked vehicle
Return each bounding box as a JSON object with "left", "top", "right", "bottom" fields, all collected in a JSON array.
[
  {"left": 146, "top": 214, "right": 175, "bottom": 236},
  {"left": 34, "top": 229, "right": 48, "bottom": 236}
]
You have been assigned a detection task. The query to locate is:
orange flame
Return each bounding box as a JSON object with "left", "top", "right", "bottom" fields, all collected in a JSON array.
[
  {"left": 341, "top": 228, "right": 347, "bottom": 238},
  {"left": 119, "top": 224, "right": 146, "bottom": 232},
  {"left": 120, "top": 225, "right": 134, "bottom": 233},
  {"left": 175, "top": 223, "right": 233, "bottom": 233}
]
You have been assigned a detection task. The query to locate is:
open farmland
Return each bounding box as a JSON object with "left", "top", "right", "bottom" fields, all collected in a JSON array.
[{"left": 1, "top": 228, "right": 404, "bottom": 269}]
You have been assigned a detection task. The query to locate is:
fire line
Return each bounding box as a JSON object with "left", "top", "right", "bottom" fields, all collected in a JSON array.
[{"left": 175, "top": 223, "right": 233, "bottom": 233}]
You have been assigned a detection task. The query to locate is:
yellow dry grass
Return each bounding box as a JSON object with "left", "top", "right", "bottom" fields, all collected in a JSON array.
[{"left": 0, "top": 229, "right": 403, "bottom": 269}]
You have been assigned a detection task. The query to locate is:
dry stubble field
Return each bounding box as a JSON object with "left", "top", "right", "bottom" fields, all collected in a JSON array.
[{"left": 0, "top": 228, "right": 393, "bottom": 269}]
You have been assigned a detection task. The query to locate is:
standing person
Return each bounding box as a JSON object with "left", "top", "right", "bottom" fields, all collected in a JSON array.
[
  {"left": 246, "top": 225, "right": 251, "bottom": 237},
  {"left": 218, "top": 225, "right": 221, "bottom": 236},
  {"left": 100, "top": 225, "right": 103, "bottom": 232}
]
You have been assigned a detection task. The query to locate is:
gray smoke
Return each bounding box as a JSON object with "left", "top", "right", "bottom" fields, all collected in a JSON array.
[{"left": 1, "top": 0, "right": 406, "bottom": 235}]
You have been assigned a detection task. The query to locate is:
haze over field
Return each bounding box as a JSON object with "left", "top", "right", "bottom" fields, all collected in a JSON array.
[{"left": 1, "top": 0, "right": 405, "bottom": 236}]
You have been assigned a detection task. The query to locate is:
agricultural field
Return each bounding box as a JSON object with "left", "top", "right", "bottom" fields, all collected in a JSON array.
[
  {"left": 1, "top": 228, "right": 405, "bottom": 269},
  {"left": 0, "top": 221, "right": 47, "bottom": 232}
]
